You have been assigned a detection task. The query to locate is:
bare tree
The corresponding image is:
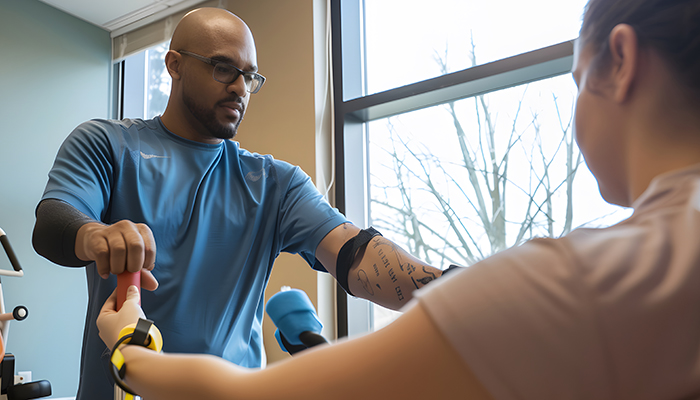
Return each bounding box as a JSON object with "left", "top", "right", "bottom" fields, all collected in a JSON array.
[{"left": 369, "top": 38, "right": 582, "bottom": 267}]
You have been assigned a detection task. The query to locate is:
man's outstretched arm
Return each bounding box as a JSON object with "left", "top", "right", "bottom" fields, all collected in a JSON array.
[{"left": 316, "top": 223, "right": 444, "bottom": 310}]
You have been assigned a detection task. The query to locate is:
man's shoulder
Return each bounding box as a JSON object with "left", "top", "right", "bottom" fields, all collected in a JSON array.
[
  {"left": 232, "top": 143, "right": 301, "bottom": 174},
  {"left": 77, "top": 117, "right": 157, "bottom": 133},
  {"left": 226, "top": 145, "right": 316, "bottom": 194},
  {"left": 76, "top": 117, "right": 133, "bottom": 128}
]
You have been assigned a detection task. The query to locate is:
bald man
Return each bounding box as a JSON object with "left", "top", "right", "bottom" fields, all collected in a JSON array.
[{"left": 33, "top": 8, "right": 443, "bottom": 399}]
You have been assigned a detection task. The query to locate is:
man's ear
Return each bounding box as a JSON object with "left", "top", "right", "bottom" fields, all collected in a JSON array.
[
  {"left": 608, "top": 24, "right": 639, "bottom": 103},
  {"left": 164, "top": 50, "right": 182, "bottom": 80}
]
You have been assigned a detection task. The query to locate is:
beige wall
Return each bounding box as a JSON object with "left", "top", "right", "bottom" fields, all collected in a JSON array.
[{"left": 224, "top": 0, "right": 333, "bottom": 364}]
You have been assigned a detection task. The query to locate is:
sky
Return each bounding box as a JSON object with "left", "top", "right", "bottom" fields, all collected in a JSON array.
[{"left": 363, "top": 0, "right": 589, "bottom": 95}]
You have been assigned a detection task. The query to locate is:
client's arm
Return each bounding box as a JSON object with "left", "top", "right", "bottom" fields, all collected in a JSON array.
[{"left": 99, "top": 289, "right": 492, "bottom": 400}]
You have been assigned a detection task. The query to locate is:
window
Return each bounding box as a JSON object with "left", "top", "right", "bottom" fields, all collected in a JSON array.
[
  {"left": 118, "top": 41, "right": 170, "bottom": 120},
  {"left": 362, "top": 0, "right": 588, "bottom": 96},
  {"left": 332, "top": 0, "right": 632, "bottom": 336}
]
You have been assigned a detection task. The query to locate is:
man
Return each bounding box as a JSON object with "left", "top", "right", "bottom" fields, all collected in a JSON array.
[{"left": 33, "top": 7, "right": 443, "bottom": 400}]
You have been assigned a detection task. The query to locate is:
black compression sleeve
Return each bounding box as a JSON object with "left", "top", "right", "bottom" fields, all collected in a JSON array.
[
  {"left": 32, "top": 199, "right": 96, "bottom": 267},
  {"left": 336, "top": 227, "right": 382, "bottom": 296}
]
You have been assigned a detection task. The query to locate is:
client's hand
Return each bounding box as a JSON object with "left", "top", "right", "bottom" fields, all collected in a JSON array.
[{"left": 97, "top": 285, "right": 147, "bottom": 349}]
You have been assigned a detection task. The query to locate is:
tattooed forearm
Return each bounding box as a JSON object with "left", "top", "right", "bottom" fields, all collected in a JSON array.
[{"left": 351, "top": 236, "right": 439, "bottom": 308}]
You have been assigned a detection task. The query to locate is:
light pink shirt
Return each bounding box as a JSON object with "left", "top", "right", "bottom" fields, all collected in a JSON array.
[{"left": 416, "top": 165, "right": 700, "bottom": 400}]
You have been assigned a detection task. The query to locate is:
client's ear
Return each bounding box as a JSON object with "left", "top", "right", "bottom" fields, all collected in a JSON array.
[{"left": 607, "top": 24, "right": 639, "bottom": 103}]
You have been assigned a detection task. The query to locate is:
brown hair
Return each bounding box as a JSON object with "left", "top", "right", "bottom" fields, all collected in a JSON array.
[{"left": 581, "top": 0, "right": 700, "bottom": 99}]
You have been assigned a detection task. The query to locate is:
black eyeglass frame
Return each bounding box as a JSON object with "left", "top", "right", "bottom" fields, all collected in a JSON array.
[{"left": 177, "top": 50, "right": 266, "bottom": 94}]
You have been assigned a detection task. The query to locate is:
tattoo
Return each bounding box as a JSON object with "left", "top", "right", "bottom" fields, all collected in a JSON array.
[
  {"left": 366, "top": 237, "right": 436, "bottom": 301},
  {"left": 388, "top": 268, "right": 398, "bottom": 283},
  {"left": 412, "top": 276, "right": 433, "bottom": 286},
  {"left": 357, "top": 269, "right": 374, "bottom": 295},
  {"left": 405, "top": 263, "right": 416, "bottom": 275},
  {"left": 395, "top": 286, "right": 404, "bottom": 301},
  {"left": 410, "top": 266, "right": 437, "bottom": 288},
  {"left": 377, "top": 247, "right": 391, "bottom": 269}
]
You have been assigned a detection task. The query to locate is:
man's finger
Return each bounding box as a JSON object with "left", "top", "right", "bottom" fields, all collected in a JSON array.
[
  {"left": 138, "top": 224, "right": 157, "bottom": 271},
  {"left": 88, "top": 234, "right": 111, "bottom": 279},
  {"left": 123, "top": 229, "right": 146, "bottom": 273},
  {"left": 95, "top": 249, "right": 111, "bottom": 279},
  {"left": 141, "top": 270, "right": 159, "bottom": 291},
  {"left": 108, "top": 232, "right": 128, "bottom": 275}
]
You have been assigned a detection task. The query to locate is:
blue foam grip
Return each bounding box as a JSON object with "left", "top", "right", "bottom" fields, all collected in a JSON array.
[{"left": 266, "top": 289, "right": 323, "bottom": 346}]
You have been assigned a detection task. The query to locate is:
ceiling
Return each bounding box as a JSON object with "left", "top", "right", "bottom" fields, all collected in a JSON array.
[{"left": 39, "top": 0, "right": 204, "bottom": 35}]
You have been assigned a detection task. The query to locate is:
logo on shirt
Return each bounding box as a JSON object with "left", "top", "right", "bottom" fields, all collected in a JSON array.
[
  {"left": 246, "top": 168, "right": 268, "bottom": 182},
  {"left": 140, "top": 151, "right": 170, "bottom": 160}
]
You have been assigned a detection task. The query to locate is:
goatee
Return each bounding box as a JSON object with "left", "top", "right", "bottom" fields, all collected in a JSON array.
[{"left": 183, "top": 93, "right": 243, "bottom": 140}]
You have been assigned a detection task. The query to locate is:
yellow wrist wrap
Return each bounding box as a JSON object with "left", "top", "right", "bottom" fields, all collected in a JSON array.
[{"left": 110, "top": 318, "right": 163, "bottom": 397}]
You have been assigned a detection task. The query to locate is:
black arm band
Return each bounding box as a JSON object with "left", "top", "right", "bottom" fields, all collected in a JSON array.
[
  {"left": 32, "top": 199, "right": 96, "bottom": 267},
  {"left": 336, "top": 227, "right": 382, "bottom": 296}
]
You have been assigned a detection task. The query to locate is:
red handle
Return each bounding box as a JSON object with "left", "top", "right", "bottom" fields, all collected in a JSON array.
[{"left": 117, "top": 271, "right": 141, "bottom": 311}]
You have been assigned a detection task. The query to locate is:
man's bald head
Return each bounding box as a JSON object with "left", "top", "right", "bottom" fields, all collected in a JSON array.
[{"left": 170, "top": 8, "right": 257, "bottom": 68}]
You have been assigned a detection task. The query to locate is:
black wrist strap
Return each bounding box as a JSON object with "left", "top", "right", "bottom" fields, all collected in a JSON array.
[
  {"left": 130, "top": 318, "right": 154, "bottom": 347},
  {"left": 441, "top": 264, "right": 464, "bottom": 277},
  {"left": 336, "top": 227, "right": 382, "bottom": 296},
  {"left": 111, "top": 334, "right": 139, "bottom": 395},
  {"left": 110, "top": 318, "right": 156, "bottom": 396}
]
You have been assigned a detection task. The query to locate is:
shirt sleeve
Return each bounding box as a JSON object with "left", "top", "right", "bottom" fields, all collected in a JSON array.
[
  {"left": 41, "top": 120, "right": 115, "bottom": 221},
  {"left": 415, "top": 238, "right": 613, "bottom": 400},
  {"left": 277, "top": 166, "right": 348, "bottom": 272}
]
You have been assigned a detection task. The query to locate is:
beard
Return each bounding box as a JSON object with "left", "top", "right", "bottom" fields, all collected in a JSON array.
[{"left": 182, "top": 89, "right": 243, "bottom": 140}]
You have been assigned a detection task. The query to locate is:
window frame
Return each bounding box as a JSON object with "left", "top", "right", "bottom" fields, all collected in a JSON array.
[{"left": 330, "top": 0, "right": 576, "bottom": 338}]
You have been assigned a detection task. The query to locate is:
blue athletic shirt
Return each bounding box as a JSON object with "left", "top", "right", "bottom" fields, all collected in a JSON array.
[{"left": 41, "top": 117, "right": 348, "bottom": 400}]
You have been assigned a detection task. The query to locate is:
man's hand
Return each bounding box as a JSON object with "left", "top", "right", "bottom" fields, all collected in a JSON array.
[
  {"left": 97, "top": 285, "right": 146, "bottom": 349},
  {"left": 75, "top": 220, "right": 158, "bottom": 290}
]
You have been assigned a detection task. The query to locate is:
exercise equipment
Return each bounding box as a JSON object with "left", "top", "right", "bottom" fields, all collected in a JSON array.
[
  {"left": 0, "top": 228, "right": 51, "bottom": 400},
  {"left": 266, "top": 287, "right": 328, "bottom": 355},
  {"left": 114, "top": 271, "right": 143, "bottom": 400}
]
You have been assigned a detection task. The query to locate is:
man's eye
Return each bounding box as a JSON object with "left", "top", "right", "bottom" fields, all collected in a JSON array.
[{"left": 214, "top": 64, "right": 235, "bottom": 75}]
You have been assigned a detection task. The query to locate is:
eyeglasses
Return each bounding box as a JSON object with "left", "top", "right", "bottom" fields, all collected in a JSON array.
[{"left": 178, "top": 50, "right": 266, "bottom": 94}]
